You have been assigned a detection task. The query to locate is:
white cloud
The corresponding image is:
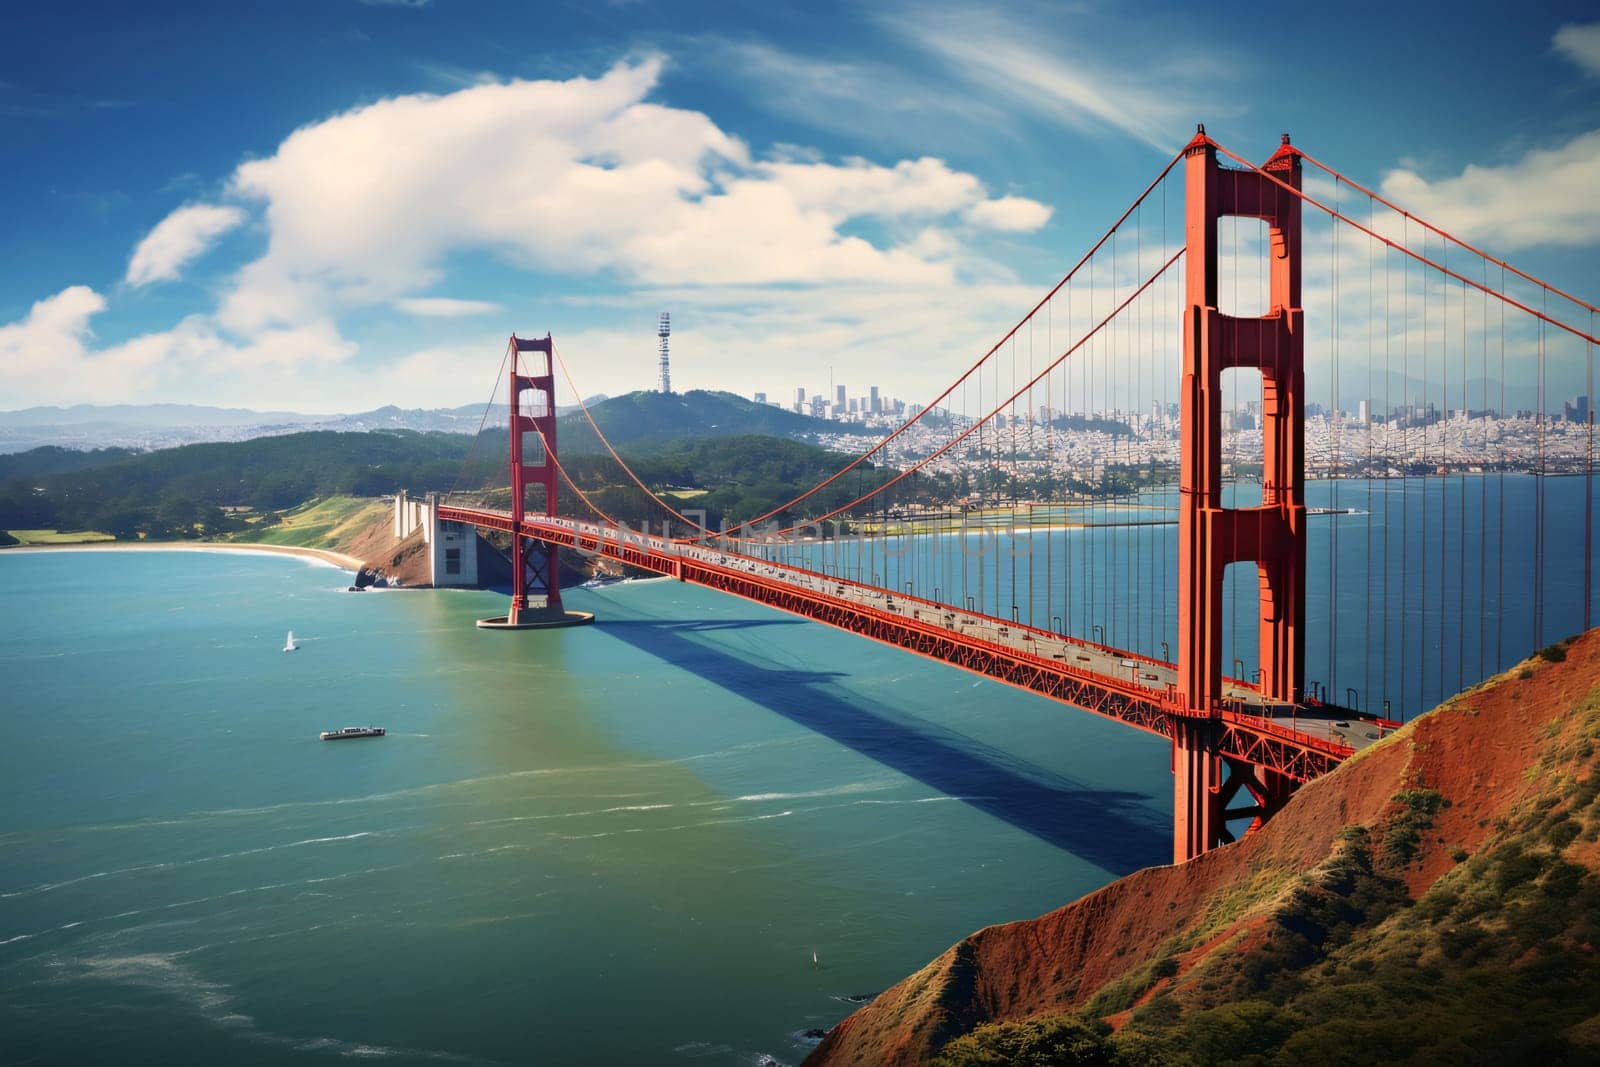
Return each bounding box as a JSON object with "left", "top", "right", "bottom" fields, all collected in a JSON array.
[
  {"left": 394, "top": 297, "right": 504, "bottom": 317},
  {"left": 391, "top": 339, "right": 508, "bottom": 405},
  {"left": 5, "top": 55, "right": 1060, "bottom": 409},
  {"left": 966, "top": 195, "right": 1053, "bottom": 232},
  {"left": 0, "top": 285, "right": 356, "bottom": 407},
  {"left": 0, "top": 286, "right": 108, "bottom": 380},
  {"left": 1378, "top": 128, "right": 1600, "bottom": 250},
  {"left": 0, "top": 287, "right": 174, "bottom": 402},
  {"left": 218, "top": 56, "right": 1046, "bottom": 329},
  {"left": 125, "top": 203, "right": 247, "bottom": 287},
  {"left": 1554, "top": 22, "right": 1600, "bottom": 76}
]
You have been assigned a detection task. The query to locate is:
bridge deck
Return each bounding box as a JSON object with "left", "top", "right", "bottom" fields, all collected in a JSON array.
[{"left": 440, "top": 506, "right": 1367, "bottom": 783}]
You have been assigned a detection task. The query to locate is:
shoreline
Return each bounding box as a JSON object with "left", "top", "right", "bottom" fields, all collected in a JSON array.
[{"left": 0, "top": 541, "right": 365, "bottom": 572}]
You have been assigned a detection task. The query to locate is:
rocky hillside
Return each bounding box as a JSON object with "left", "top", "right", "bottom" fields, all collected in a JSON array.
[{"left": 808, "top": 631, "right": 1600, "bottom": 1065}]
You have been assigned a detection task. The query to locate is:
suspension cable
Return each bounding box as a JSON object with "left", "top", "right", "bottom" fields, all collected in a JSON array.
[
  {"left": 445, "top": 337, "right": 514, "bottom": 501},
  {"left": 552, "top": 147, "right": 1190, "bottom": 541},
  {"left": 1208, "top": 141, "right": 1600, "bottom": 348},
  {"left": 1294, "top": 150, "right": 1600, "bottom": 317}
]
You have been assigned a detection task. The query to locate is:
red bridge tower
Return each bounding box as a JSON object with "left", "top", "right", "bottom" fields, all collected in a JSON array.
[
  {"left": 1173, "top": 130, "right": 1307, "bottom": 862},
  {"left": 509, "top": 335, "right": 561, "bottom": 623}
]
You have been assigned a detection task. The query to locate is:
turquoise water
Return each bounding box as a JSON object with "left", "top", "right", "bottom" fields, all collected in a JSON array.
[{"left": 0, "top": 550, "right": 1172, "bottom": 1066}]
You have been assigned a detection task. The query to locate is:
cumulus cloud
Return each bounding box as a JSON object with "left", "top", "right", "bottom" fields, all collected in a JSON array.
[
  {"left": 1554, "top": 22, "right": 1600, "bottom": 76},
  {"left": 125, "top": 203, "right": 247, "bottom": 287},
  {"left": 394, "top": 297, "right": 504, "bottom": 317},
  {"left": 0, "top": 286, "right": 108, "bottom": 378},
  {"left": 966, "top": 195, "right": 1053, "bottom": 232},
  {"left": 1378, "top": 128, "right": 1600, "bottom": 250},
  {"left": 0, "top": 285, "right": 356, "bottom": 406},
  {"left": 8, "top": 56, "right": 1057, "bottom": 408},
  {"left": 0, "top": 286, "right": 178, "bottom": 402},
  {"left": 218, "top": 57, "right": 1046, "bottom": 330}
]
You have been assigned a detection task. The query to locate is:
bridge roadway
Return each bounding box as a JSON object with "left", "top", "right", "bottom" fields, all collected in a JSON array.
[{"left": 440, "top": 506, "right": 1372, "bottom": 783}]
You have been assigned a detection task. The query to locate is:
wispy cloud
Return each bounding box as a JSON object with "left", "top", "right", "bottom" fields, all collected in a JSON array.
[
  {"left": 1554, "top": 21, "right": 1600, "bottom": 76},
  {"left": 125, "top": 203, "right": 247, "bottom": 287},
  {"left": 692, "top": 37, "right": 1015, "bottom": 148},
  {"left": 412, "top": 61, "right": 501, "bottom": 89},
  {"left": 0, "top": 81, "right": 134, "bottom": 121},
  {"left": 394, "top": 297, "right": 504, "bottom": 317},
  {"left": 875, "top": 5, "right": 1226, "bottom": 153}
]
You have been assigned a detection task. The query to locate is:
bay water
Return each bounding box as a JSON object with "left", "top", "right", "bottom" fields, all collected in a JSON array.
[
  {"left": 0, "top": 549, "right": 1169, "bottom": 1065},
  {"left": 3, "top": 473, "right": 1592, "bottom": 1064}
]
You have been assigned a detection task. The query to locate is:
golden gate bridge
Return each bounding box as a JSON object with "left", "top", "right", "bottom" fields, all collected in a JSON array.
[{"left": 436, "top": 128, "right": 1599, "bottom": 864}]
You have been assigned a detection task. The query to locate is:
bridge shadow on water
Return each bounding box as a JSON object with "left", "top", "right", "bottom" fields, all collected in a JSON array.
[{"left": 595, "top": 614, "right": 1169, "bottom": 874}]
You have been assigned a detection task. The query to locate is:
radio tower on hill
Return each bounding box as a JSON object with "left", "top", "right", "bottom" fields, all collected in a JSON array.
[{"left": 656, "top": 312, "right": 672, "bottom": 394}]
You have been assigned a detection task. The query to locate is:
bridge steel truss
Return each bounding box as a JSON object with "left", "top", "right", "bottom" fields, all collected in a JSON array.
[{"left": 439, "top": 506, "right": 1351, "bottom": 799}]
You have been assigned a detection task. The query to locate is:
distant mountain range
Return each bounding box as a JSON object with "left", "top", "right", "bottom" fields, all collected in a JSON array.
[
  {"left": 0, "top": 398, "right": 609, "bottom": 453},
  {"left": 0, "top": 390, "right": 850, "bottom": 455}
]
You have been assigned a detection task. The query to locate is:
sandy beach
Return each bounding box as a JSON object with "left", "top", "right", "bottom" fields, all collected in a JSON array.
[{"left": 0, "top": 541, "right": 365, "bottom": 571}]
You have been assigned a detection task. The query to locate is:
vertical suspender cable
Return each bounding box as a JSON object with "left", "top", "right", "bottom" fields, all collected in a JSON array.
[
  {"left": 1536, "top": 297, "right": 1547, "bottom": 649},
  {"left": 1588, "top": 309, "right": 1596, "bottom": 632}
]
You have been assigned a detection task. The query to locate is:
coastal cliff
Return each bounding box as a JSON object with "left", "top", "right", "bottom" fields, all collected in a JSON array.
[{"left": 807, "top": 631, "right": 1600, "bottom": 1065}]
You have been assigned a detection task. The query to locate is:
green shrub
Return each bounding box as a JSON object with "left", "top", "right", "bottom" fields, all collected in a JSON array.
[
  {"left": 1385, "top": 789, "right": 1446, "bottom": 865},
  {"left": 934, "top": 1016, "right": 1115, "bottom": 1067}
]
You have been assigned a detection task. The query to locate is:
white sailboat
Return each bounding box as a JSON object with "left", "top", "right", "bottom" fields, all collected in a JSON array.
[{"left": 283, "top": 630, "right": 298, "bottom": 653}]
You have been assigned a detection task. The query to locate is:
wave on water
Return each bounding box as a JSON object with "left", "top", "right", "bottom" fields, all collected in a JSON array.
[
  {"left": 728, "top": 780, "right": 890, "bottom": 804},
  {"left": 31, "top": 952, "right": 491, "bottom": 1062},
  {"left": 20, "top": 741, "right": 822, "bottom": 840},
  {"left": 0, "top": 831, "right": 388, "bottom": 900},
  {"left": 555, "top": 808, "right": 797, "bottom": 841},
  {"left": 673, "top": 1041, "right": 734, "bottom": 1058}
]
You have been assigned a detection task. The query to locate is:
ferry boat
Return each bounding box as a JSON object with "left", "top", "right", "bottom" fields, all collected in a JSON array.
[{"left": 319, "top": 726, "right": 385, "bottom": 741}]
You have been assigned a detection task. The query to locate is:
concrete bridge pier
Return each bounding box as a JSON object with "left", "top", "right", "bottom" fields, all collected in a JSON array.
[{"left": 393, "top": 491, "right": 484, "bottom": 588}]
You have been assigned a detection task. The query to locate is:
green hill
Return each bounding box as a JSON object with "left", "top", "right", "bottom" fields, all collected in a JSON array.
[
  {"left": 0, "top": 430, "right": 475, "bottom": 540},
  {"left": 0, "top": 422, "right": 905, "bottom": 543},
  {"left": 0, "top": 445, "right": 140, "bottom": 481},
  {"left": 557, "top": 389, "right": 840, "bottom": 451}
]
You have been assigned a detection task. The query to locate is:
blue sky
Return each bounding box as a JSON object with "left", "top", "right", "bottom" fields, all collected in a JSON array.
[{"left": 2, "top": 0, "right": 1598, "bottom": 412}]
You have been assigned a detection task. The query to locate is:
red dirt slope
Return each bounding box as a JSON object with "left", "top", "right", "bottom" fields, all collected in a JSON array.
[{"left": 807, "top": 630, "right": 1600, "bottom": 1065}]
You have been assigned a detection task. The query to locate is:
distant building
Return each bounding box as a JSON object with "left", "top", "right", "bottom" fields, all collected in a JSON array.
[
  {"left": 1565, "top": 395, "right": 1590, "bottom": 423},
  {"left": 753, "top": 391, "right": 767, "bottom": 405},
  {"left": 794, "top": 387, "right": 806, "bottom": 414},
  {"left": 869, "top": 385, "right": 881, "bottom": 414},
  {"left": 1357, "top": 400, "right": 1370, "bottom": 425},
  {"left": 835, "top": 384, "right": 846, "bottom": 408}
]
